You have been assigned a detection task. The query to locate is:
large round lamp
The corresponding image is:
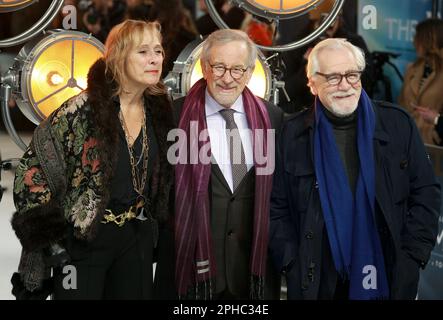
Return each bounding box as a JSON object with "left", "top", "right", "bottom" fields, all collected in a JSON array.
[
  {"left": 205, "top": 0, "right": 345, "bottom": 51},
  {"left": 0, "top": 0, "right": 37, "bottom": 12},
  {"left": 1, "top": 30, "right": 104, "bottom": 150},
  {"left": 14, "top": 30, "right": 104, "bottom": 123}
]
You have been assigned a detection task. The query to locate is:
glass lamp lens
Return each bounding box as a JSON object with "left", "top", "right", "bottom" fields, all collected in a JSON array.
[{"left": 27, "top": 36, "right": 103, "bottom": 118}]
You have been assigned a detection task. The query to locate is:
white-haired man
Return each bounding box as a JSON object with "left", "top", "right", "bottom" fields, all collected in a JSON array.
[{"left": 269, "top": 38, "right": 440, "bottom": 300}]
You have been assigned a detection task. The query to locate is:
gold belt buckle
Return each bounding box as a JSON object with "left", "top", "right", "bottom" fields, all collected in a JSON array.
[{"left": 102, "top": 206, "right": 137, "bottom": 227}]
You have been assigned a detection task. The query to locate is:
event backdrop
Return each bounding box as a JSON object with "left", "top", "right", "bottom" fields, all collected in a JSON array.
[
  {"left": 358, "top": 0, "right": 443, "bottom": 299},
  {"left": 357, "top": 0, "right": 434, "bottom": 102}
]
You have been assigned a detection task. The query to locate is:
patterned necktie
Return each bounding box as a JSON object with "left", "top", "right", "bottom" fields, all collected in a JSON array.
[{"left": 219, "top": 108, "right": 247, "bottom": 191}]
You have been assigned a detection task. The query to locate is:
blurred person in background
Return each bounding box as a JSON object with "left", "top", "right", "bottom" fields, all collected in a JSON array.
[
  {"left": 399, "top": 18, "right": 443, "bottom": 145},
  {"left": 125, "top": 0, "right": 154, "bottom": 20},
  {"left": 196, "top": 0, "right": 245, "bottom": 36},
  {"left": 82, "top": 0, "right": 126, "bottom": 42},
  {"left": 150, "top": 0, "right": 198, "bottom": 78}
]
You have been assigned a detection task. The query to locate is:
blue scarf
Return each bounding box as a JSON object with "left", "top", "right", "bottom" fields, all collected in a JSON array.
[{"left": 314, "top": 89, "right": 389, "bottom": 300}]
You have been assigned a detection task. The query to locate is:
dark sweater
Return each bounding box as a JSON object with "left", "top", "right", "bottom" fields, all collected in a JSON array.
[{"left": 323, "top": 107, "right": 359, "bottom": 194}]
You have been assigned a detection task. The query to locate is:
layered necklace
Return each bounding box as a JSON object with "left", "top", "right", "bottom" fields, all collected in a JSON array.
[{"left": 118, "top": 100, "right": 149, "bottom": 220}]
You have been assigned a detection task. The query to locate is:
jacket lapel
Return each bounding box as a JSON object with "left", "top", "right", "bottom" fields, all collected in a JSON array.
[{"left": 211, "top": 162, "right": 232, "bottom": 193}]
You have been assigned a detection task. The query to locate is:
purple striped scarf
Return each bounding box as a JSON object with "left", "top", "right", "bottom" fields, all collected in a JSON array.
[{"left": 175, "top": 78, "right": 273, "bottom": 299}]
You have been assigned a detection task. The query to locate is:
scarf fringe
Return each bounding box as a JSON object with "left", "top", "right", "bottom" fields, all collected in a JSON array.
[
  {"left": 180, "top": 279, "right": 213, "bottom": 300},
  {"left": 180, "top": 276, "right": 264, "bottom": 300},
  {"left": 250, "top": 275, "right": 264, "bottom": 300}
]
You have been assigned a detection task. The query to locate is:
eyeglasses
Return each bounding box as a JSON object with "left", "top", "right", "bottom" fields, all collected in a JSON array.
[
  {"left": 209, "top": 64, "right": 248, "bottom": 80},
  {"left": 316, "top": 71, "right": 363, "bottom": 86}
]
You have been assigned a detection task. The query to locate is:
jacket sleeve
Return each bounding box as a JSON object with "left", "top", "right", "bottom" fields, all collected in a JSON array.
[
  {"left": 11, "top": 113, "right": 68, "bottom": 253},
  {"left": 269, "top": 122, "right": 298, "bottom": 273},
  {"left": 402, "top": 116, "right": 441, "bottom": 267}
]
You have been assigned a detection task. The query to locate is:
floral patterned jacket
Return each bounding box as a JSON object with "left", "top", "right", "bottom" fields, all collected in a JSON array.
[{"left": 13, "top": 92, "right": 108, "bottom": 244}]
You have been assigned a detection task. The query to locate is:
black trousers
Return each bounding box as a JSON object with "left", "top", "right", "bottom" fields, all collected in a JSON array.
[
  {"left": 53, "top": 219, "right": 154, "bottom": 300},
  {"left": 212, "top": 288, "right": 244, "bottom": 300}
]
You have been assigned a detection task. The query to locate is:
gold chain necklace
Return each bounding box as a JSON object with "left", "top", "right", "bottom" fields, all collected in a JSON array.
[{"left": 118, "top": 102, "right": 149, "bottom": 219}]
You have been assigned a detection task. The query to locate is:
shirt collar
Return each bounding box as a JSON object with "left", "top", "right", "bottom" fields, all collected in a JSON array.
[{"left": 205, "top": 89, "right": 245, "bottom": 117}]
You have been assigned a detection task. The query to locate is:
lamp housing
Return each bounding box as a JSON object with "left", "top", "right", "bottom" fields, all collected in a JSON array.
[
  {"left": 232, "top": 0, "right": 324, "bottom": 20},
  {"left": 6, "top": 30, "right": 104, "bottom": 124}
]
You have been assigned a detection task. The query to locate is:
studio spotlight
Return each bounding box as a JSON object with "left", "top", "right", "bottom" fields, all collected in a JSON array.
[
  {"left": 0, "top": 0, "right": 64, "bottom": 47},
  {"left": 205, "top": 0, "right": 345, "bottom": 51},
  {"left": 233, "top": 0, "right": 324, "bottom": 20},
  {"left": 164, "top": 39, "right": 271, "bottom": 101},
  {"left": 1, "top": 30, "right": 104, "bottom": 150}
]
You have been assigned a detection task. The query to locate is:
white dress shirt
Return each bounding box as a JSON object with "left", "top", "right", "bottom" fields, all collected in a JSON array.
[{"left": 205, "top": 90, "right": 253, "bottom": 192}]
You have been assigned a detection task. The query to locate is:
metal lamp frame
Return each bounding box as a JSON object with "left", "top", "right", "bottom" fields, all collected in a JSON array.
[{"left": 204, "top": 0, "right": 345, "bottom": 52}]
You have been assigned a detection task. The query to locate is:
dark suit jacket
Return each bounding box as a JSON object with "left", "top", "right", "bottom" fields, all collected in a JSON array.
[{"left": 173, "top": 94, "right": 284, "bottom": 299}]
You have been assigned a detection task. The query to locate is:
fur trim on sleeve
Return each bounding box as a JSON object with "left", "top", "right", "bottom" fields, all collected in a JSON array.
[{"left": 11, "top": 202, "right": 67, "bottom": 252}]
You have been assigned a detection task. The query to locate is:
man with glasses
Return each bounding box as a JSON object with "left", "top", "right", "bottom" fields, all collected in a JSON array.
[
  {"left": 173, "top": 29, "right": 283, "bottom": 300},
  {"left": 269, "top": 38, "right": 440, "bottom": 300}
]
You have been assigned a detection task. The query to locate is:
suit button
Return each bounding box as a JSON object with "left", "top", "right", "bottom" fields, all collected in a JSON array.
[
  {"left": 400, "top": 159, "right": 408, "bottom": 169},
  {"left": 230, "top": 197, "right": 235, "bottom": 202},
  {"left": 301, "top": 281, "right": 309, "bottom": 290},
  {"left": 305, "top": 231, "right": 314, "bottom": 239},
  {"left": 228, "top": 230, "right": 234, "bottom": 236}
]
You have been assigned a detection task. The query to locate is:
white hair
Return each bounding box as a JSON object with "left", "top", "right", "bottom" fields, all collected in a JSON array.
[{"left": 306, "top": 38, "right": 366, "bottom": 78}]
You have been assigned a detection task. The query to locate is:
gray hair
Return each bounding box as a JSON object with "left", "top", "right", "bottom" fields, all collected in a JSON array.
[
  {"left": 306, "top": 38, "right": 366, "bottom": 78},
  {"left": 201, "top": 29, "right": 257, "bottom": 69}
]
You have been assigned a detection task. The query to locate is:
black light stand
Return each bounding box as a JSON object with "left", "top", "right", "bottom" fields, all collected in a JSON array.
[
  {"left": 0, "top": 152, "right": 3, "bottom": 202},
  {"left": 372, "top": 51, "right": 404, "bottom": 102},
  {"left": 265, "top": 52, "right": 291, "bottom": 106}
]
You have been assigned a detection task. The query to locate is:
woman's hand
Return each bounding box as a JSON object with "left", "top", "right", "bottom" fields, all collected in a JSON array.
[{"left": 414, "top": 106, "right": 440, "bottom": 125}]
